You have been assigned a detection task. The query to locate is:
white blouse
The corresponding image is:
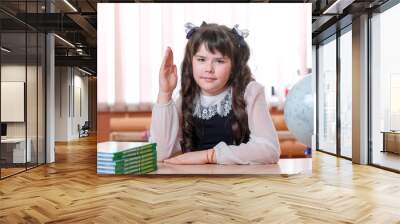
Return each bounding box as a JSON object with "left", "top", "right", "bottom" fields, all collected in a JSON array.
[{"left": 149, "top": 81, "right": 281, "bottom": 165}]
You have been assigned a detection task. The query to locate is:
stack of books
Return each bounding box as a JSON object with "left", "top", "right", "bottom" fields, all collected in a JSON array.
[{"left": 97, "top": 142, "right": 157, "bottom": 174}]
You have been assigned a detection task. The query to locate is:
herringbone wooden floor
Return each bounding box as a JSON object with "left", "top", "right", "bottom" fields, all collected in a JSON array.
[{"left": 1, "top": 135, "right": 400, "bottom": 224}]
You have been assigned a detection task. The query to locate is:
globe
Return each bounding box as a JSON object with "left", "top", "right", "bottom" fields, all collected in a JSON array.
[{"left": 283, "top": 75, "right": 314, "bottom": 147}]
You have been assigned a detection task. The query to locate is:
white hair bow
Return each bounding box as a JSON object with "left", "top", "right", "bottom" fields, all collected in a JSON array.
[
  {"left": 232, "top": 24, "right": 249, "bottom": 38},
  {"left": 184, "top": 22, "right": 199, "bottom": 39}
]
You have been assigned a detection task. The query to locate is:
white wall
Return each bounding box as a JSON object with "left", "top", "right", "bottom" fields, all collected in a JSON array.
[
  {"left": 1, "top": 65, "right": 37, "bottom": 137},
  {"left": 1, "top": 65, "right": 26, "bottom": 140},
  {"left": 76, "top": 71, "right": 89, "bottom": 138},
  {"left": 1, "top": 64, "right": 46, "bottom": 164},
  {"left": 55, "top": 66, "right": 69, "bottom": 141},
  {"left": 55, "top": 67, "right": 89, "bottom": 141}
]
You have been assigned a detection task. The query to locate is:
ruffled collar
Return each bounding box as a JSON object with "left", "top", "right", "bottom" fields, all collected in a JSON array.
[{"left": 193, "top": 87, "right": 232, "bottom": 120}]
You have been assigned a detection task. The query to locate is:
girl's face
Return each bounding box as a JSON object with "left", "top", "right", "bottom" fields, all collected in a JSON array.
[{"left": 192, "top": 44, "right": 232, "bottom": 96}]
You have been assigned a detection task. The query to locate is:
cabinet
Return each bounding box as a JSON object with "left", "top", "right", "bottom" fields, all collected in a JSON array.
[
  {"left": 381, "top": 131, "right": 400, "bottom": 154},
  {"left": 1, "top": 138, "right": 32, "bottom": 164}
]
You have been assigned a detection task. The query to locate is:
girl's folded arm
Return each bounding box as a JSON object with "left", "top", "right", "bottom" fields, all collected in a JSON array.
[{"left": 214, "top": 82, "right": 281, "bottom": 165}]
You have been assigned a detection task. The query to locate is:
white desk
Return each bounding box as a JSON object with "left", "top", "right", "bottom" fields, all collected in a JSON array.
[
  {"left": 1, "top": 138, "right": 31, "bottom": 163},
  {"left": 149, "top": 158, "right": 312, "bottom": 176},
  {"left": 97, "top": 141, "right": 312, "bottom": 176}
]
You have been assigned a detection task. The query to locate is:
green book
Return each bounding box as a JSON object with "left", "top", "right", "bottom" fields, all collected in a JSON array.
[
  {"left": 97, "top": 147, "right": 156, "bottom": 163},
  {"left": 115, "top": 160, "right": 157, "bottom": 173},
  {"left": 115, "top": 155, "right": 156, "bottom": 169},
  {"left": 97, "top": 166, "right": 157, "bottom": 174},
  {"left": 97, "top": 161, "right": 157, "bottom": 174},
  {"left": 97, "top": 153, "right": 157, "bottom": 169},
  {"left": 97, "top": 142, "right": 156, "bottom": 161}
]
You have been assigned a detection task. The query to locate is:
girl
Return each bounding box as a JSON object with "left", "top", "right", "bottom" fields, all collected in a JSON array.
[{"left": 149, "top": 22, "right": 280, "bottom": 165}]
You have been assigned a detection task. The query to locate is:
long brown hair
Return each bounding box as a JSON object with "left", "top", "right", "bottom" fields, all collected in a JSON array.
[{"left": 180, "top": 23, "right": 253, "bottom": 152}]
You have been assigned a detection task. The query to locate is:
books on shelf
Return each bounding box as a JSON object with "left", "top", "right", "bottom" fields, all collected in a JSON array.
[{"left": 97, "top": 141, "right": 157, "bottom": 174}]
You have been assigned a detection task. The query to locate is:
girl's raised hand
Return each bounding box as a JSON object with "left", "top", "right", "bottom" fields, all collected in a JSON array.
[{"left": 159, "top": 47, "right": 177, "bottom": 96}]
